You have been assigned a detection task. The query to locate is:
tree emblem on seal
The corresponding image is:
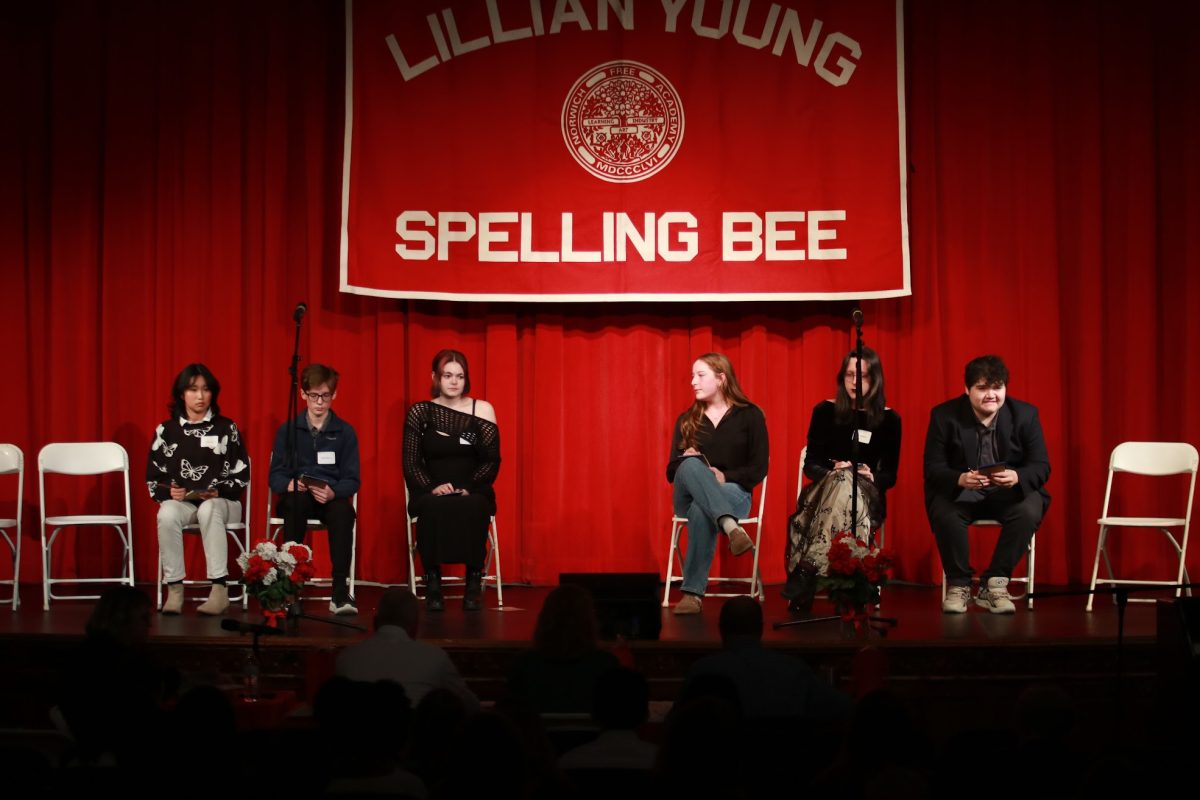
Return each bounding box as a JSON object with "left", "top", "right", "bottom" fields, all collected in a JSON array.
[{"left": 561, "top": 60, "right": 685, "bottom": 183}]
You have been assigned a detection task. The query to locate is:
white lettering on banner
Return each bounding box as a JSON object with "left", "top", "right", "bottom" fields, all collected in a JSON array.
[
  {"left": 597, "top": 0, "right": 635, "bottom": 30},
  {"left": 766, "top": 211, "right": 805, "bottom": 260},
  {"left": 659, "top": 212, "right": 699, "bottom": 261},
  {"left": 437, "top": 212, "right": 476, "bottom": 260},
  {"left": 723, "top": 212, "right": 763, "bottom": 261},
  {"left": 442, "top": 8, "right": 490, "bottom": 55},
  {"left": 485, "top": 0, "right": 533, "bottom": 43},
  {"left": 808, "top": 210, "right": 847, "bottom": 259},
  {"left": 549, "top": 0, "right": 593, "bottom": 34},
  {"left": 396, "top": 211, "right": 436, "bottom": 258},
  {"left": 721, "top": 210, "right": 847, "bottom": 261},
  {"left": 561, "top": 212, "right": 602, "bottom": 261},
  {"left": 692, "top": 0, "right": 732, "bottom": 40},
  {"left": 396, "top": 210, "right": 845, "bottom": 263},
  {"left": 520, "top": 212, "right": 558, "bottom": 261},
  {"left": 386, "top": 1, "right": 860, "bottom": 88},
  {"left": 732, "top": 0, "right": 780, "bottom": 49},
  {"left": 661, "top": 0, "right": 688, "bottom": 31},
  {"left": 479, "top": 212, "right": 519, "bottom": 261}
]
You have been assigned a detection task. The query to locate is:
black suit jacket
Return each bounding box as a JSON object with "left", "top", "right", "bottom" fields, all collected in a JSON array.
[{"left": 922, "top": 395, "right": 1050, "bottom": 512}]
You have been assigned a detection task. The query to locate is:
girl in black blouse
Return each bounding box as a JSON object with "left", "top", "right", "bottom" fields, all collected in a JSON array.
[
  {"left": 784, "top": 347, "right": 901, "bottom": 613},
  {"left": 666, "top": 353, "right": 769, "bottom": 615},
  {"left": 403, "top": 350, "right": 500, "bottom": 611}
]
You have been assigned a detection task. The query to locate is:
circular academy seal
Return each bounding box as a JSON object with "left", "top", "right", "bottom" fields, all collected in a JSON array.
[{"left": 561, "top": 60, "right": 684, "bottom": 184}]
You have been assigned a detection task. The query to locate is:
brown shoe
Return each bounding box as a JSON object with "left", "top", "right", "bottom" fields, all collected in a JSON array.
[
  {"left": 672, "top": 593, "right": 703, "bottom": 615},
  {"left": 728, "top": 526, "right": 753, "bottom": 556}
]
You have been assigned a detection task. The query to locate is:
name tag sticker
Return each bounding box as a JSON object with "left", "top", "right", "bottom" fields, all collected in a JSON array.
[
  {"left": 855, "top": 429, "right": 873, "bottom": 444},
  {"left": 317, "top": 451, "right": 336, "bottom": 465},
  {"left": 200, "top": 436, "right": 218, "bottom": 448}
]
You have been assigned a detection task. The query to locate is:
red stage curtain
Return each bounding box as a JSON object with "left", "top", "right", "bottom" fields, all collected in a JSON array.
[{"left": 2, "top": 0, "right": 1198, "bottom": 590}]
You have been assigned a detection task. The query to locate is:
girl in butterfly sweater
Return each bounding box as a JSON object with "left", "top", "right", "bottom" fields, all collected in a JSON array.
[{"left": 146, "top": 364, "right": 250, "bottom": 615}]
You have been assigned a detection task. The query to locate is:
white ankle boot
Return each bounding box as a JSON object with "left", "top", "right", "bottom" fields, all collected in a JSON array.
[
  {"left": 162, "top": 583, "right": 185, "bottom": 615},
  {"left": 197, "top": 583, "right": 229, "bottom": 616}
]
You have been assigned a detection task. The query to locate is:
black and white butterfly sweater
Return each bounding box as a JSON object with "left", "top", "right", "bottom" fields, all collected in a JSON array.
[{"left": 145, "top": 410, "right": 251, "bottom": 503}]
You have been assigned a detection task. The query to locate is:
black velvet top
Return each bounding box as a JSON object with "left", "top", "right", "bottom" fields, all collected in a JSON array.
[{"left": 802, "top": 400, "right": 901, "bottom": 519}]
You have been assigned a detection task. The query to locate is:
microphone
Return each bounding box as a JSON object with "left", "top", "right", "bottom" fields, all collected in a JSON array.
[
  {"left": 293, "top": 302, "right": 308, "bottom": 322},
  {"left": 851, "top": 308, "right": 864, "bottom": 326},
  {"left": 220, "top": 618, "right": 285, "bottom": 636}
]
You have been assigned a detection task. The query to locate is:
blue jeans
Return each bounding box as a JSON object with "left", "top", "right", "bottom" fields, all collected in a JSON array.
[{"left": 672, "top": 457, "right": 752, "bottom": 596}]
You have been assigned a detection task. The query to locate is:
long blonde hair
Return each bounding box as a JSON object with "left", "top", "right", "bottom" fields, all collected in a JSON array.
[{"left": 680, "top": 353, "right": 751, "bottom": 449}]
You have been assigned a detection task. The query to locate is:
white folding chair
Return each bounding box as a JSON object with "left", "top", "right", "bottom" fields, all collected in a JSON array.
[
  {"left": 405, "top": 483, "right": 503, "bottom": 607},
  {"left": 265, "top": 455, "right": 358, "bottom": 601},
  {"left": 662, "top": 475, "right": 767, "bottom": 606},
  {"left": 38, "top": 442, "right": 134, "bottom": 610},
  {"left": 155, "top": 457, "right": 252, "bottom": 610},
  {"left": 940, "top": 520, "right": 1037, "bottom": 610},
  {"left": 0, "top": 444, "right": 24, "bottom": 610},
  {"left": 1087, "top": 441, "right": 1198, "bottom": 611}
]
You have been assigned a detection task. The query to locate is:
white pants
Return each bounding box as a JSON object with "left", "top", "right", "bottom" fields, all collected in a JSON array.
[{"left": 157, "top": 498, "right": 241, "bottom": 582}]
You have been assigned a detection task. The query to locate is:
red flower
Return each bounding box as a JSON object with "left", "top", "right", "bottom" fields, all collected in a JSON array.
[
  {"left": 242, "top": 555, "right": 272, "bottom": 582},
  {"left": 287, "top": 543, "right": 313, "bottom": 562},
  {"left": 861, "top": 555, "right": 877, "bottom": 583},
  {"left": 291, "top": 561, "right": 316, "bottom": 584}
]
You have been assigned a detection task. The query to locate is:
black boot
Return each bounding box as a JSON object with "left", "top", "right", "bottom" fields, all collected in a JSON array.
[
  {"left": 463, "top": 569, "right": 483, "bottom": 611},
  {"left": 782, "top": 562, "right": 818, "bottom": 616},
  {"left": 425, "top": 570, "right": 444, "bottom": 612}
]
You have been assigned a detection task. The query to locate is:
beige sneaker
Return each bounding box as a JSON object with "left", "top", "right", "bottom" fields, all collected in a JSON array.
[
  {"left": 197, "top": 584, "right": 229, "bottom": 616},
  {"left": 161, "top": 583, "right": 184, "bottom": 615},
  {"left": 942, "top": 584, "right": 971, "bottom": 614},
  {"left": 672, "top": 593, "right": 703, "bottom": 615},
  {"left": 976, "top": 577, "right": 1016, "bottom": 614},
  {"left": 728, "top": 526, "right": 753, "bottom": 556}
]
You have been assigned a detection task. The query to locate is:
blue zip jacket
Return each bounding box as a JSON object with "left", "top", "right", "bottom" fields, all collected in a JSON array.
[{"left": 269, "top": 410, "right": 361, "bottom": 499}]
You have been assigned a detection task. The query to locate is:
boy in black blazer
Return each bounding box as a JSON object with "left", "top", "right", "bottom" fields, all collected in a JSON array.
[{"left": 924, "top": 355, "right": 1050, "bottom": 614}]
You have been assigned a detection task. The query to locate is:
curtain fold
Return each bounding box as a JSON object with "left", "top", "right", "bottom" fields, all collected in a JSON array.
[{"left": 2, "top": 0, "right": 1197, "bottom": 588}]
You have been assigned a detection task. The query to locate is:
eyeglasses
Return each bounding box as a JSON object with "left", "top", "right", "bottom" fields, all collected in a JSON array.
[{"left": 304, "top": 391, "right": 333, "bottom": 403}]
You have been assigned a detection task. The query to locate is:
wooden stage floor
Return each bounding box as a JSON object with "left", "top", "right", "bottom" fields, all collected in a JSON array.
[
  {"left": 0, "top": 580, "right": 1165, "bottom": 644},
  {"left": 1, "top": 581, "right": 1187, "bottom": 737}
]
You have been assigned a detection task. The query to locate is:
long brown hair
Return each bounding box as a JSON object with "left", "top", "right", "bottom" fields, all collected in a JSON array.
[
  {"left": 834, "top": 346, "right": 886, "bottom": 428},
  {"left": 680, "top": 353, "right": 751, "bottom": 449}
]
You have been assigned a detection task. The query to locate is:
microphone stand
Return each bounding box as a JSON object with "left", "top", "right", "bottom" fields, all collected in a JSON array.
[
  {"left": 776, "top": 308, "right": 879, "bottom": 633},
  {"left": 285, "top": 304, "right": 305, "bottom": 598},
  {"left": 225, "top": 614, "right": 367, "bottom": 701},
  {"left": 850, "top": 309, "right": 865, "bottom": 546},
  {"left": 288, "top": 606, "right": 368, "bottom": 631}
]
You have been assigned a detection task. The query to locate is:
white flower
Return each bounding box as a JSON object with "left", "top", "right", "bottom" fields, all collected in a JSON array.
[
  {"left": 236, "top": 553, "right": 250, "bottom": 570},
  {"left": 276, "top": 551, "right": 296, "bottom": 575},
  {"left": 254, "top": 541, "right": 278, "bottom": 559},
  {"left": 262, "top": 567, "right": 279, "bottom": 586}
]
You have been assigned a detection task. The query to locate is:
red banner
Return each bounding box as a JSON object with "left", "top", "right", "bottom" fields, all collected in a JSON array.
[{"left": 341, "top": 0, "right": 909, "bottom": 301}]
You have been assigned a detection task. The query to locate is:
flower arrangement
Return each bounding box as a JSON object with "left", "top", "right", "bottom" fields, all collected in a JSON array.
[
  {"left": 817, "top": 531, "right": 895, "bottom": 622},
  {"left": 237, "top": 540, "right": 315, "bottom": 626}
]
